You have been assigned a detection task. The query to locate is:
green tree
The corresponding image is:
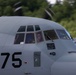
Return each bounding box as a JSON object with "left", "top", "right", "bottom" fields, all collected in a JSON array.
[
  {"left": 3, "top": 6, "right": 13, "bottom": 16},
  {"left": 0, "top": 7, "right": 2, "bottom": 16},
  {"left": 51, "top": 4, "right": 64, "bottom": 21}
]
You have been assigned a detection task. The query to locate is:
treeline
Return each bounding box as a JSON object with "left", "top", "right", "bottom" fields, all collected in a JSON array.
[
  {"left": 51, "top": 0, "right": 76, "bottom": 22},
  {"left": 51, "top": 0, "right": 76, "bottom": 37},
  {"left": 0, "top": 0, "right": 76, "bottom": 37},
  {"left": 0, "top": 0, "right": 48, "bottom": 17}
]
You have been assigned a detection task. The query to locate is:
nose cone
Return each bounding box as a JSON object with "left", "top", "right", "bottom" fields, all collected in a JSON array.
[{"left": 51, "top": 53, "right": 76, "bottom": 75}]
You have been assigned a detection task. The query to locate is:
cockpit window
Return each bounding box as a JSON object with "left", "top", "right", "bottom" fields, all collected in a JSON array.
[
  {"left": 17, "top": 26, "right": 26, "bottom": 32},
  {"left": 44, "top": 30, "right": 58, "bottom": 41},
  {"left": 27, "top": 25, "right": 34, "bottom": 31},
  {"left": 14, "top": 33, "right": 25, "bottom": 44},
  {"left": 14, "top": 25, "right": 44, "bottom": 44},
  {"left": 56, "top": 30, "right": 70, "bottom": 40},
  {"left": 35, "top": 25, "right": 40, "bottom": 31},
  {"left": 36, "top": 32, "right": 43, "bottom": 43},
  {"left": 25, "top": 33, "right": 35, "bottom": 44}
]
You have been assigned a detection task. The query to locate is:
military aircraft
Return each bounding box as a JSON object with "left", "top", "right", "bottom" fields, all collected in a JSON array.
[{"left": 0, "top": 16, "right": 76, "bottom": 75}]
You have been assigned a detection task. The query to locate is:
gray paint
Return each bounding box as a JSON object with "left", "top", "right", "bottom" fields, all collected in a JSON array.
[{"left": 0, "top": 16, "right": 76, "bottom": 75}]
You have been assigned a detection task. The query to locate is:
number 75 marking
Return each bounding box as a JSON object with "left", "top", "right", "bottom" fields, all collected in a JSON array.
[{"left": 1, "top": 52, "right": 22, "bottom": 69}]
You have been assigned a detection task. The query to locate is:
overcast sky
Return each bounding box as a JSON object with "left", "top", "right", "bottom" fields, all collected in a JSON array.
[
  {"left": 47, "top": 0, "right": 56, "bottom": 4},
  {"left": 47, "top": 0, "right": 63, "bottom": 4}
]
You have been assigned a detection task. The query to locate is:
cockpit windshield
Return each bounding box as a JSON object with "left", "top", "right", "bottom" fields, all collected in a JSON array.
[
  {"left": 14, "top": 25, "right": 71, "bottom": 45},
  {"left": 14, "top": 25, "right": 44, "bottom": 44},
  {"left": 56, "top": 29, "right": 70, "bottom": 40}
]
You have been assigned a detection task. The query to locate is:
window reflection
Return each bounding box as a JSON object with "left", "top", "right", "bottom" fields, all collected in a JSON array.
[
  {"left": 27, "top": 25, "right": 34, "bottom": 31},
  {"left": 47, "top": 43, "right": 55, "bottom": 50},
  {"left": 17, "top": 26, "right": 26, "bottom": 32},
  {"left": 44, "top": 30, "right": 58, "bottom": 41},
  {"left": 36, "top": 32, "right": 43, "bottom": 43},
  {"left": 35, "top": 25, "right": 40, "bottom": 31},
  {"left": 14, "top": 33, "right": 24, "bottom": 44},
  {"left": 25, "top": 33, "right": 35, "bottom": 43},
  {"left": 56, "top": 30, "right": 70, "bottom": 40}
]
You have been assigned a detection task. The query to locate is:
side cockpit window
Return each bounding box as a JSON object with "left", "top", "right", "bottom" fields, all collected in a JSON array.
[
  {"left": 56, "top": 30, "right": 70, "bottom": 40},
  {"left": 44, "top": 30, "right": 58, "bottom": 41}
]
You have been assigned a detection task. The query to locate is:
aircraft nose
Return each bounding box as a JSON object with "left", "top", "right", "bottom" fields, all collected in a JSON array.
[{"left": 51, "top": 53, "right": 76, "bottom": 75}]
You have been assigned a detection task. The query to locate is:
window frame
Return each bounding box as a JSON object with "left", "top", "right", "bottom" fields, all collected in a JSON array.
[
  {"left": 17, "top": 26, "right": 26, "bottom": 32},
  {"left": 35, "top": 25, "right": 40, "bottom": 31},
  {"left": 35, "top": 31, "right": 44, "bottom": 43},
  {"left": 14, "top": 33, "right": 25, "bottom": 44},
  {"left": 14, "top": 25, "right": 44, "bottom": 44},
  {"left": 44, "top": 30, "right": 58, "bottom": 41},
  {"left": 56, "top": 29, "right": 71, "bottom": 40},
  {"left": 25, "top": 32, "right": 35, "bottom": 44},
  {"left": 27, "top": 25, "right": 34, "bottom": 32}
]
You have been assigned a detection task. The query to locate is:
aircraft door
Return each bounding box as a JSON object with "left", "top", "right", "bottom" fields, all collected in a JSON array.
[{"left": 34, "top": 52, "right": 41, "bottom": 67}]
